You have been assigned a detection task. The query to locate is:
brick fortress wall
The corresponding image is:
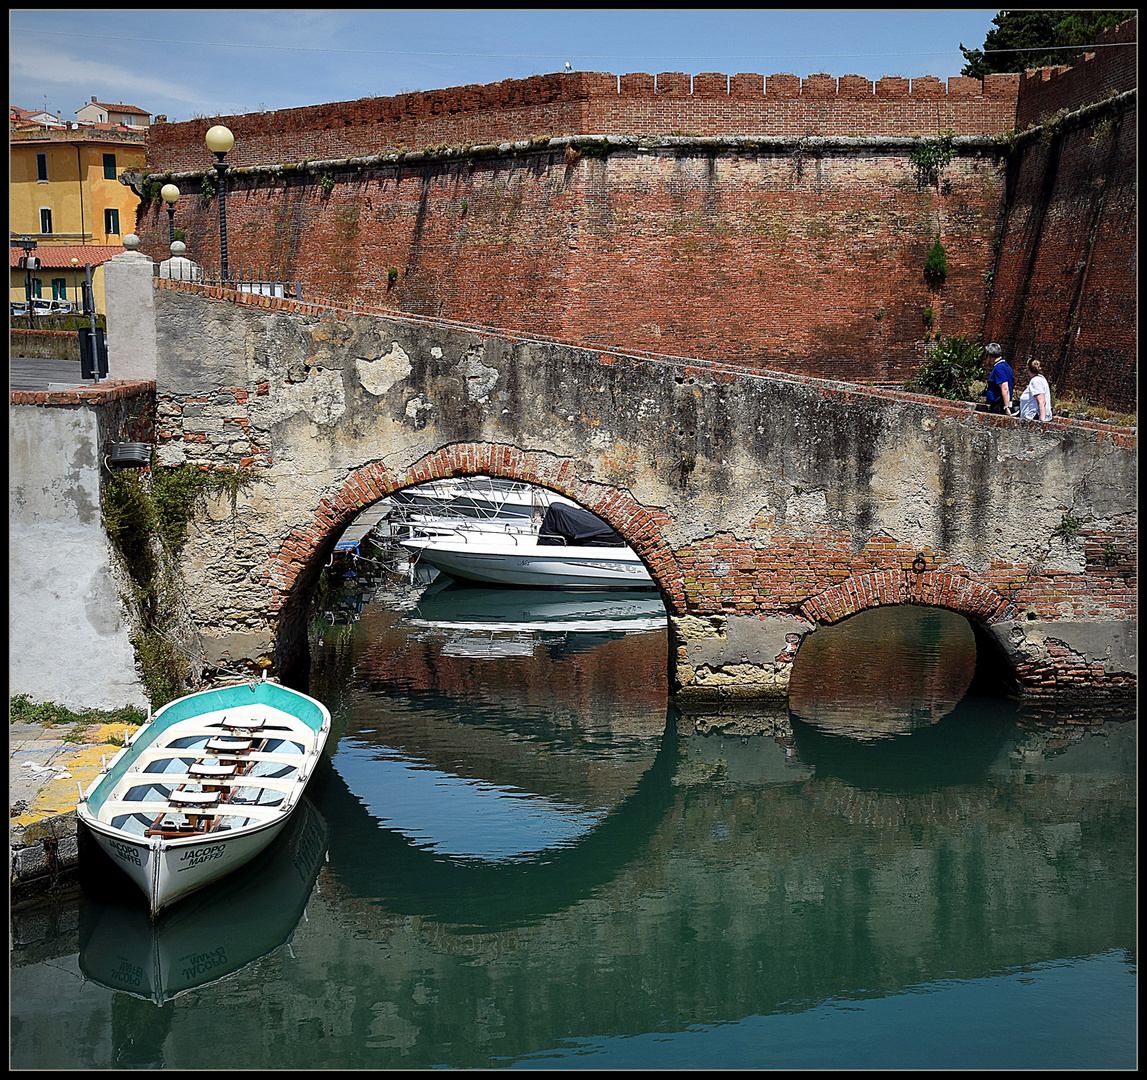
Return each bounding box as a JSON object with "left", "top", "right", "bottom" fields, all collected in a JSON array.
[
  {"left": 139, "top": 23, "right": 1135, "bottom": 398},
  {"left": 987, "top": 18, "right": 1137, "bottom": 412}
]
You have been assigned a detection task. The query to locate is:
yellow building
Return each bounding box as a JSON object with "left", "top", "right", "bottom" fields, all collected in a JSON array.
[{"left": 10, "top": 127, "right": 145, "bottom": 310}]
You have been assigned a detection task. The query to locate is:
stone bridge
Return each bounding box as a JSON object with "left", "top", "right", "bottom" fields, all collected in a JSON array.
[{"left": 143, "top": 274, "right": 1135, "bottom": 701}]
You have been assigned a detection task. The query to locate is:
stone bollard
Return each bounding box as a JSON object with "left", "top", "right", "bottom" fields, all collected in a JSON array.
[{"left": 104, "top": 233, "right": 157, "bottom": 383}]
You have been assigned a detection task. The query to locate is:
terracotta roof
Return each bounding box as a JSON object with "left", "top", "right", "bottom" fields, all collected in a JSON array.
[
  {"left": 9, "top": 245, "right": 126, "bottom": 269},
  {"left": 87, "top": 101, "right": 151, "bottom": 117}
]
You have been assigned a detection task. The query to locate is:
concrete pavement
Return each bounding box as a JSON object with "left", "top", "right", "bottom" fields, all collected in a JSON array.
[{"left": 10, "top": 719, "right": 140, "bottom": 906}]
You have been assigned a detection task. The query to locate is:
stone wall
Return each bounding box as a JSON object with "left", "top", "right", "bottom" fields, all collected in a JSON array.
[
  {"left": 150, "top": 282, "right": 1136, "bottom": 701},
  {"left": 10, "top": 329, "right": 81, "bottom": 362}
]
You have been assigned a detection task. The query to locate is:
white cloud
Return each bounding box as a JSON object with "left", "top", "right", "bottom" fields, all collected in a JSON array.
[{"left": 10, "top": 45, "right": 217, "bottom": 115}]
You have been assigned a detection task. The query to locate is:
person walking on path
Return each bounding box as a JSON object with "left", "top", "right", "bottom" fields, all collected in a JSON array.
[
  {"left": 984, "top": 343, "right": 1016, "bottom": 415},
  {"left": 1018, "top": 359, "right": 1053, "bottom": 422}
]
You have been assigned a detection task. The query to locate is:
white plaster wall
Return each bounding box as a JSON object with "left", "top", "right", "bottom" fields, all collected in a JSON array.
[{"left": 9, "top": 405, "right": 147, "bottom": 710}]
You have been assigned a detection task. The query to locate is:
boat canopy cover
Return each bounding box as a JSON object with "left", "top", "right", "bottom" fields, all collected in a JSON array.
[{"left": 537, "top": 503, "right": 625, "bottom": 547}]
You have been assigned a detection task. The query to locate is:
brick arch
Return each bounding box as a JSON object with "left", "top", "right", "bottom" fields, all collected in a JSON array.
[
  {"left": 266, "top": 441, "right": 687, "bottom": 618},
  {"left": 799, "top": 569, "right": 1015, "bottom": 628}
]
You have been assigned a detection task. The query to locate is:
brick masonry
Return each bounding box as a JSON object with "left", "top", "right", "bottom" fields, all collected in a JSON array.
[{"left": 134, "top": 19, "right": 1136, "bottom": 407}]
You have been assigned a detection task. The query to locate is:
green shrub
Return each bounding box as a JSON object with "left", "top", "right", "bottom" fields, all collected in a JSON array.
[
  {"left": 906, "top": 333, "right": 983, "bottom": 400},
  {"left": 924, "top": 240, "right": 949, "bottom": 283}
]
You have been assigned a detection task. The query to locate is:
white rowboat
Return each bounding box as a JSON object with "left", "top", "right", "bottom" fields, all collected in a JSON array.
[{"left": 77, "top": 680, "right": 331, "bottom": 918}]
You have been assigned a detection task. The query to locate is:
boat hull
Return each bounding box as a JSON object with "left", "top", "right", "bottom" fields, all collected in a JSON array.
[
  {"left": 77, "top": 680, "right": 330, "bottom": 917},
  {"left": 400, "top": 539, "right": 656, "bottom": 589},
  {"left": 83, "top": 814, "right": 291, "bottom": 916}
]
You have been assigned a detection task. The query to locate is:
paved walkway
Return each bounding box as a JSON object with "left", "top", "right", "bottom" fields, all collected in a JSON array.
[
  {"left": 9, "top": 355, "right": 92, "bottom": 393},
  {"left": 10, "top": 719, "right": 141, "bottom": 905}
]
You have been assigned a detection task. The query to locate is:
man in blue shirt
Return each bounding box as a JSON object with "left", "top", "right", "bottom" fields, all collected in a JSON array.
[{"left": 984, "top": 343, "right": 1016, "bottom": 415}]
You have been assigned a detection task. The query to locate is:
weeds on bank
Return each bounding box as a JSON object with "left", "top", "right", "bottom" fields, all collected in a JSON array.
[
  {"left": 1054, "top": 394, "right": 1136, "bottom": 427},
  {"left": 10, "top": 694, "right": 147, "bottom": 729}
]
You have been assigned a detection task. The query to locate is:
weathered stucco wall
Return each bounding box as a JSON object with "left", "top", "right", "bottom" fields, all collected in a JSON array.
[
  {"left": 152, "top": 283, "right": 1136, "bottom": 701},
  {"left": 9, "top": 384, "right": 155, "bottom": 710}
]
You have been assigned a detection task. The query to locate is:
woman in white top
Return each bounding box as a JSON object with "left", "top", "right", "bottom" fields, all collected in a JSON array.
[{"left": 1019, "top": 359, "right": 1052, "bottom": 421}]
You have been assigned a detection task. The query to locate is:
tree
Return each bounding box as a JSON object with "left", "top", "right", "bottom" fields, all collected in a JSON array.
[{"left": 960, "top": 10, "right": 1135, "bottom": 79}]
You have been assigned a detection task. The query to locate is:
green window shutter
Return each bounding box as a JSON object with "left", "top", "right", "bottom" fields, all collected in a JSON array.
[
  {"left": 36, "top": 153, "right": 48, "bottom": 181},
  {"left": 105, "top": 208, "right": 120, "bottom": 234},
  {"left": 103, "top": 153, "right": 117, "bottom": 179},
  {"left": 52, "top": 278, "right": 67, "bottom": 299}
]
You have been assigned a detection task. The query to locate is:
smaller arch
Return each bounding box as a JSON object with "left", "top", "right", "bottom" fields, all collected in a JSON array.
[
  {"left": 800, "top": 569, "right": 1015, "bottom": 628},
  {"left": 799, "top": 569, "right": 1021, "bottom": 699}
]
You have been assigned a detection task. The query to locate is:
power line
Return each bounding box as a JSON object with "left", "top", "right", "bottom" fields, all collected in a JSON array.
[
  {"left": 982, "top": 42, "right": 1135, "bottom": 54},
  {"left": 9, "top": 27, "right": 991, "bottom": 62}
]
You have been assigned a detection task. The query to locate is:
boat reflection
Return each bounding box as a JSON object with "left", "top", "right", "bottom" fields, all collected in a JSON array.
[
  {"left": 401, "top": 582, "right": 667, "bottom": 659},
  {"left": 79, "top": 799, "right": 328, "bottom": 1005}
]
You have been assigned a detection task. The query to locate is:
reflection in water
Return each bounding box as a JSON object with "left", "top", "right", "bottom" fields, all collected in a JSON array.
[
  {"left": 10, "top": 592, "right": 1136, "bottom": 1070},
  {"left": 333, "top": 740, "right": 608, "bottom": 863},
  {"left": 78, "top": 799, "right": 328, "bottom": 1005},
  {"left": 789, "top": 605, "right": 977, "bottom": 738}
]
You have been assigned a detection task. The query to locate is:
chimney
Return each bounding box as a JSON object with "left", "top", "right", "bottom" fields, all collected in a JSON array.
[{"left": 91, "top": 95, "right": 97, "bottom": 103}]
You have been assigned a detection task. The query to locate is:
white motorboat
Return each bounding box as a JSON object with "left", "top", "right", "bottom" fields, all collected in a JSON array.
[
  {"left": 399, "top": 503, "right": 656, "bottom": 590},
  {"left": 77, "top": 679, "right": 331, "bottom": 917},
  {"left": 391, "top": 477, "right": 577, "bottom": 521}
]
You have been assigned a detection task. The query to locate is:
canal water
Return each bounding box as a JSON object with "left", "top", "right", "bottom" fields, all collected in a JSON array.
[{"left": 11, "top": 582, "right": 1136, "bottom": 1070}]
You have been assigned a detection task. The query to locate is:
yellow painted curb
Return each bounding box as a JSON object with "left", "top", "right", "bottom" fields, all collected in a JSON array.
[{"left": 12, "top": 739, "right": 134, "bottom": 828}]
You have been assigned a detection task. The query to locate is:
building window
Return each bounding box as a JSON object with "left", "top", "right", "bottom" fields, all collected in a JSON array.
[
  {"left": 103, "top": 153, "right": 117, "bottom": 179},
  {"left": 36, "top": 153, "right": 48, "bottom": 182},
  {"left": 52, "top": 278, "right": 68, "bottom": 300},
  {"left": 27, "top": 279, "right": 43, "bottom": 300},
  {"left": 39, "top": 208, "right": 52, "bottom": 234},
  {"left": 105, "top": 208, "right": 120, "bottom": 235}
]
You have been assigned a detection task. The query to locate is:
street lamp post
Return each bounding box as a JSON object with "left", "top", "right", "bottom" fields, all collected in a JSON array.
[
  {"left": 205, "top": 125, "right": 234, "bottom": 282},
  {"left": 160, "top": 183, "right": 180, "bottom": 247}
]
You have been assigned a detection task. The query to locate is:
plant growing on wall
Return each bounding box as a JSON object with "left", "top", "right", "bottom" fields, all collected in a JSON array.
[
  {"left": 924, "top": 240, "right": 949, "bottom": 284},
  {"left": 103, "top": 462, "right": 263, "bottom": 705},
  {"left": 319, "top": 174, "right": 336, "bottom": 195},
  {"left": 904, "top": 332, "right": 983, "bottom": 400},
  {"left": 910, "top": 129, "right": 956, "bottom": 190}
]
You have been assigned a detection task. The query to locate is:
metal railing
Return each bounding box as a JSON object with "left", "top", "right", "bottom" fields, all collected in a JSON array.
[{"left": 156, "top": 258, "right": 302, "bottom": 300}]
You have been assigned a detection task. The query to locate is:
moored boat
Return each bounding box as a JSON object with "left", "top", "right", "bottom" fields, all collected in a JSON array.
[
  {"left": 399, "top": 503, "right": 655, "bottom": 590},
  {"left": 77, "top": 679, "right": 331, "bottom": 918},
  {"left": 79, "top": 798, "right": 329, "bottom": 1004}
]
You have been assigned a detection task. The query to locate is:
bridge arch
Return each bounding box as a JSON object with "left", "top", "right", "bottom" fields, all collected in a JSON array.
[
  {"left": 799, "top": 569, "right": 1014, "bottom": 628},
  {"left": 797, "top": 569, "right": 1022, "bottom": 698},
  {"left": 266, "top": 442, "right": 686, "bottom": 671}
]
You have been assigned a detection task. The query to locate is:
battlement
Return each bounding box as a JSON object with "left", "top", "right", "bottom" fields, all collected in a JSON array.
[
  {"left": 1015, "top": 16, "right": 1138, "bottom": 128},
  {"left": 146, "top": 68, "right": 1021, "bottom": 173}
]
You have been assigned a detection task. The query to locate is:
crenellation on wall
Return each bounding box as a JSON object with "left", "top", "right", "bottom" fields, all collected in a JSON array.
[
  {"left": 1014, "top": 18, "right": 1137, "bottom": 129},
  {"left": 146, "top": 65, "right": 1020, "bottom": 174}
]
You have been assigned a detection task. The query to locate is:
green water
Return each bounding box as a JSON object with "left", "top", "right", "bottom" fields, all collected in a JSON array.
[{"left": 10, "top": 592, "right": 1136, "bottom": 1069}]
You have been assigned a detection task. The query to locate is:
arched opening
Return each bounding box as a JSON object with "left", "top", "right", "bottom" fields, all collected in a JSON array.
[
  {"left": 272, "top": 469, "right": 674, "bottom": 893},
  {"left": 788, "top": 603, "right": 1007, "bottom": 740},
  {"left": 270, "top": 447, "right": 685, "bottom": 687}
]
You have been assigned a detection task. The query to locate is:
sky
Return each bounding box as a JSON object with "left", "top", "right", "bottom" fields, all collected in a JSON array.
[{"left": 11, "top": 9, "right": 1004, "bottom": 125}]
